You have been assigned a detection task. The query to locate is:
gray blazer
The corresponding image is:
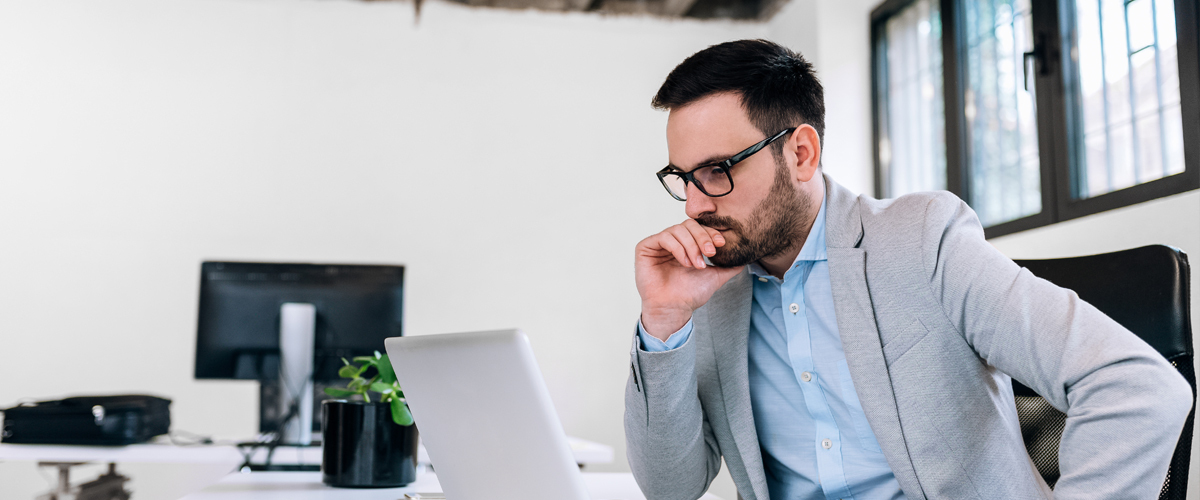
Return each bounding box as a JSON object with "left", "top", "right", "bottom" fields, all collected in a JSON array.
[{"left": 625, "top": 175, "right": 1192, "bottom": 500}]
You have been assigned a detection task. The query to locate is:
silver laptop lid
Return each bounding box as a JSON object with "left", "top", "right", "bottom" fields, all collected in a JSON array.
[{"left": 385, "top": 330, "right": 589, "bottom": 500}]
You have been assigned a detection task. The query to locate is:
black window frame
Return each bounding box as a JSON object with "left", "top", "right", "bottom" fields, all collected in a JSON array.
[{"left": 871, "top": 0, "right": 1200, "bottom": 239}]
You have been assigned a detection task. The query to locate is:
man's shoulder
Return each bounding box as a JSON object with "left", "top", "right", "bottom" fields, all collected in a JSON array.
[
  {"left": 852, "top": 190, "right": 970, "bottom": 243},
  {"left": 856, "top": 190, "right": 965, "bottom": 222}
]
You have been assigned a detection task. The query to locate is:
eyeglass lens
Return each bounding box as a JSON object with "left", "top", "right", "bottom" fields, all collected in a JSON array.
[{"left": 664, "top": 165, "right": 732, "bottom": 201}]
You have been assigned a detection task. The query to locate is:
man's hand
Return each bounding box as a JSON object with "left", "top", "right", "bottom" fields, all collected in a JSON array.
[{"left": 635, "top": 219, "right": 744, "bottom": 341}]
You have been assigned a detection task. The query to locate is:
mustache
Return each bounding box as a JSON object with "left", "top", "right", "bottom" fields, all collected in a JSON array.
[{"left": 695, "top": 214, "right": 741, "bottom": 232}]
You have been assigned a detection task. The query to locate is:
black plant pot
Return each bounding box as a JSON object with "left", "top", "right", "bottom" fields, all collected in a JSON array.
[{"left": 322, "top": 400, "right": 418, "bottom": 488}]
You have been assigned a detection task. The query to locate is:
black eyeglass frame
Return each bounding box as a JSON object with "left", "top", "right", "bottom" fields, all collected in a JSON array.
[{"left": 656, "top": 127, "right": 797, "bottom": 201}]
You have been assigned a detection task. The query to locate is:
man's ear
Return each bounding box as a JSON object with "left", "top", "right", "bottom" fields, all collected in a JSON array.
[{"left": 786, "top": 124, "right": 821, "bottom": 183}]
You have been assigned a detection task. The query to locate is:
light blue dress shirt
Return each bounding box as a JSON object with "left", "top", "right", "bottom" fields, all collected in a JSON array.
[{"left": 639, "top": 198, "right": 905, "bottom": 500}]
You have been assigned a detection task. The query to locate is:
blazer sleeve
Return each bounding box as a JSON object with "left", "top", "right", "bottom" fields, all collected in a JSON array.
[
  {"left": 624, "top": 327, "right": 723, "bottom": 500},
  {"left": 920, "top": 194, "right": 1192, "bottom": 500}
]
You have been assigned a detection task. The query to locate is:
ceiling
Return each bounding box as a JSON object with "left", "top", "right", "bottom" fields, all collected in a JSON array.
[{"left": 371, "top": 0, "right": 790, "bottom": 20}]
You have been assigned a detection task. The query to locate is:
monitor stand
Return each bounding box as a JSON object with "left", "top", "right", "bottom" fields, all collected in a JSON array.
[{"left": 277, "top": 302, "right": 315, "bottom": 445}]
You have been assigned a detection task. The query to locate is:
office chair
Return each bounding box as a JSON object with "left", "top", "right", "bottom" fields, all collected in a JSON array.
[{"left": 1011, "top": 245, "right": 1194, "bottom": 499}]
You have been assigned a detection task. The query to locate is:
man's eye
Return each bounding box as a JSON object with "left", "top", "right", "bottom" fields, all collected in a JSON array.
[{"left": 708, "top": 166, "right": 728, "bottom": 177}]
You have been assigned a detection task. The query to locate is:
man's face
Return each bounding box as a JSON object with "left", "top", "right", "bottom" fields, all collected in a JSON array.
[{"left": 665, "top": 92, "right": 811, "bottom": 268}]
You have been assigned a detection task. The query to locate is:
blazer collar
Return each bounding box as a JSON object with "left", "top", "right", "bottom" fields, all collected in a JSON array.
[
  {"left": 700, "top": 269, "right": 770, "bottom": 500},
  {"left": 821, "top": 173, "right": 927, "bottom": 498},
  {"left": 822, "top": 172, "right": 864, "bottom": 249}
]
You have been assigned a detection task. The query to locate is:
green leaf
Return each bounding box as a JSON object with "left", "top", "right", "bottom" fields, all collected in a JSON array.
[
  {"left": 341, "top": 357, "right": 351, "bottom": 366},
  {"left": 347, "top": 377, "right": 367, "bottom": 391},
  {"left": 369, "top": 381, "right": 393, "bottom": 394},
  {"left": 374, "top": 350, "right": 383, "bottom": 360},
  {"left": 375, "top": 354, "right": 397, "bottom": 385},
  {"left": 353, "top": 363, "right": 371, "bottom": 377},
  {"left": 390, "top": 397, "right": 414, "bottom": 426},
  {"left": 323, "top": 387, "right": 357, "bottom": 398},
  {"left": 352, "top": 355, "right": 376, "bottom": 363},
  {"left": 338, "top": 364, "right": 360, "bottom": 379}
]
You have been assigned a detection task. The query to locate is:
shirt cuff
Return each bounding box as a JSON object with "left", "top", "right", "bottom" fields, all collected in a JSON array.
[{"left": 637, "top": 318, "right": 694, "bottom": 352}]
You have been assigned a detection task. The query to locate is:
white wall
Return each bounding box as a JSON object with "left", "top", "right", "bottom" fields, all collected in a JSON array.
[{"left": 0, "top": 0, "right": 771, "bottom": 496}]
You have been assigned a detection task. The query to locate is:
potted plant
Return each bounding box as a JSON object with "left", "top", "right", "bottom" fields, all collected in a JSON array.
[{"left": 321, "top": 351, "right": 418, "bottom": 488}]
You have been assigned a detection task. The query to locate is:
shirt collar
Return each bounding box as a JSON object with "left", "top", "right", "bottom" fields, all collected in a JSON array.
[{"left": 747, "top": 194, "right": 828, "bottom": 278}]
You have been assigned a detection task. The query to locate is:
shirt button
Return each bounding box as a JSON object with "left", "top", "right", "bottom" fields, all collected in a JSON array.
[
  {"left": 801, "top": 371, "right": 812, "bottom": 382},
  {"left": 758, "top": 277, "right": 768, "bottom": 282},
  {"left": 822, "top": 439, "right": 832, "bottom": 449},
  {"left": 789, "top": 303, "right": 799, "bottom": 314}
]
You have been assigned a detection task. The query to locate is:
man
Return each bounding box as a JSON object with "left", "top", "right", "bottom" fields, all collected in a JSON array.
[{"left": 625, "top": 39, "right": 1192, "bottom": 500}]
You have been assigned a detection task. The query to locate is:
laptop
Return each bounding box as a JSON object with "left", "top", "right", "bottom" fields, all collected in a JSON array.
[{"left": 384, "top": 329, "right": 591, "bottom": 500}]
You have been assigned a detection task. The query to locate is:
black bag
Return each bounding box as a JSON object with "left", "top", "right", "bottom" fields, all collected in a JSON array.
[{"left": 1, "top": 395, "right": 171, "bottom": 445}]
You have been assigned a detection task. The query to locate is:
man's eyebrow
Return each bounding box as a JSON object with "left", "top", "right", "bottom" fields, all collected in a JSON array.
[{"left": 667, "top": 154, "right": 733, "bottom": 173}]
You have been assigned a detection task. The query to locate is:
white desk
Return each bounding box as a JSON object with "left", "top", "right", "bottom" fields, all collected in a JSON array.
[
  {"left": 0, "top": 441, "right": 242, "bottom": 464},
  {"left": 240, "top": 436, "right": 614, "bottom": 469},
  {"left": 183, "top": 469, "right": 725, "bottom": 500},
  {"left": 0, "top": 436, "right": 611, "bottom": 468},
  {"left": 0, "top": 441, "right": 243, "bottom": 500},
  {"left": 0, "top": 437, "right": 617, "bottom": 499}
]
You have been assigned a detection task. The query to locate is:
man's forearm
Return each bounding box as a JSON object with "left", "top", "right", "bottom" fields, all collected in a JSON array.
[
  {"left": 1050, "top": 354, "right": 1191, "bottom": 499},
  {"left": 624, "top": 333, "right": 721, "bottom": 500}
]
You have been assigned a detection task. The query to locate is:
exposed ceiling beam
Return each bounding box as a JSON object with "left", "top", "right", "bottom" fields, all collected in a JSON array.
[
  {"left": 460, "top": 0, "right": 572, "bottom": 9},
  {"left": 565, "top": 0, "right": 592, "bottom": 11},
  {"left": 659, "top": 0, "right": 699, "bottom": 16},
  {"left": 591, "top": 0, "right": 658, "bottom": 14},
  {"left": 363, "top": 0, "right": 778, "bottom": 19}
]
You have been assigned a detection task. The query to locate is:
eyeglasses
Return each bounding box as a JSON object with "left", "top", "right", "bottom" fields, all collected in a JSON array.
[{"left": 656, "top": 128, "right": 796, "bottom": 201}]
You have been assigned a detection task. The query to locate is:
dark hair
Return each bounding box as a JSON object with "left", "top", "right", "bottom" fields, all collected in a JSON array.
[{"left": 652, "top": 39, "right": 825, "bottom": 157}]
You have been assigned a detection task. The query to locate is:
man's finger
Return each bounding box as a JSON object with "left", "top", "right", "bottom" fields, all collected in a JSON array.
[
  {"left": 681, "top": 219, "right": 719, "bottom": 256},
  {"left": 707, "top": 227, "right": 726, "bottom": 247},
  {"left": 655, "top": 232, "right": 695, "bottom": 268},
  {"left": 665, "top": 225, "right": 707, "bottom": 269}
]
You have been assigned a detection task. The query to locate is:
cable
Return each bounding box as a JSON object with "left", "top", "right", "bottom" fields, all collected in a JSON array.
[
  {"left": 265, "top": 399, "right": 301, "bottom": 468},
  {"left": 167, "top": 429, "right": 215, "bottom": 446}
]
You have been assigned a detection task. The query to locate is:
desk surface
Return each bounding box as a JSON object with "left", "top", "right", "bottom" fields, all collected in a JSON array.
[
  {"left": 0, "top": 436, "right": 612, "bottom": 466},
  {"left": 237, "top": 436, "right": 614, "bottom": 468},
  {"left": 0, "top": 441, "right": 242, "bottom": 464},
  {"left": 0, "top": 438, "right": 625, "bottom": 499},
  {"left": 182, "top": 469, "right": 725, "bottom": 500}
]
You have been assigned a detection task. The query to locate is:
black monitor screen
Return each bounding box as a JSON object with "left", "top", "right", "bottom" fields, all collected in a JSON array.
[{"left": 195, "top": 261, "right": 404, "bottom": 382}]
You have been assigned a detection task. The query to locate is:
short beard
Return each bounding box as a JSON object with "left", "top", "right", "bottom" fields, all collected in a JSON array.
[{"left": 695, "top": 162, "right": 811, "bottom": 268}]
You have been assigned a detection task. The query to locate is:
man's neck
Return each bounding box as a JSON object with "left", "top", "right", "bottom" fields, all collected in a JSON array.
[
  {"left": 757, "top": 232, "right": 808, "bottom": 280},
  {"left": 755, "top": 179, "right": 825, "bottom": 280}
]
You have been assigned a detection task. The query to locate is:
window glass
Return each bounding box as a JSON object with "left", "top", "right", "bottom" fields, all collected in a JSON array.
[
  {"left": 879, "top": 0, "right": 946, "bottom": 198},
  {"left": 962, "top": 0, "right": 1042, "bottom": 227},
  {"left": 1071, "top": 0, "right": 1185, "bottom": 198}
]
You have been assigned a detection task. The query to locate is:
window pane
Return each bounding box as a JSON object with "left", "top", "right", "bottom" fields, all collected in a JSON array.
[
  {"left": 961, "top": 0, "right": 1042, "bottom": 227},
  {"left": 878, "top": 0, "right": 946, "bottom": 198},
  {"left": 1069, "top": 0, "right": 1185, "bottom": 198}
]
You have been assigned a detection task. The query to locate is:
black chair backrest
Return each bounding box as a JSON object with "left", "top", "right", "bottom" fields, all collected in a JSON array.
[{"left": 1011, "top": 245, "right": 1194, "bottom": 499}]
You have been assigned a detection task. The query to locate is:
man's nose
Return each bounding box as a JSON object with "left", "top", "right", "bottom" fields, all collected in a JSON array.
[{"left": 684, "top": 182, "right": 716, "bottom": 219}]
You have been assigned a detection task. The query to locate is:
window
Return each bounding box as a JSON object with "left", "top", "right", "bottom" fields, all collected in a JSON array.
[
  {"left": 962, "top": 0, "right": 1043, "bottom": 227},
  {"left": 876, "top": 0, "right": 947, "bottom": 197},
  {"left": 1069, "top": 0, "right": 1186, "bottom": 198},
  {"left": 871, "top": 0, "right": 1199, "bottom": 238}
]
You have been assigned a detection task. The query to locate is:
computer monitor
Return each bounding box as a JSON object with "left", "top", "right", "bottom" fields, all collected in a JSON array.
[{"left": 195, "top": 261, "right": 404, "bottom": 445}]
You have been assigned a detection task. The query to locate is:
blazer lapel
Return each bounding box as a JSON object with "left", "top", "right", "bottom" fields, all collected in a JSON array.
[
  {"left": 824, "top": 175, "right": 926, "bottom": 499},
  {"left": 700, "top": 269, "right": 770, "bottom": 500}
]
